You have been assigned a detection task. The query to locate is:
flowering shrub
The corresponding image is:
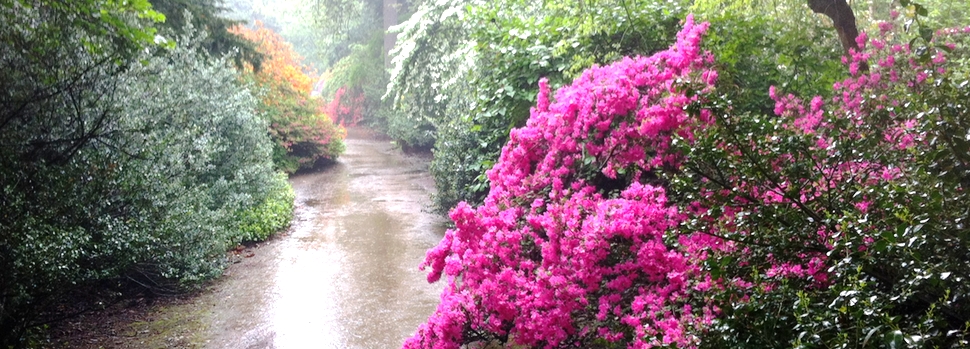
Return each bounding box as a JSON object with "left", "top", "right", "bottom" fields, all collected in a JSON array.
[
  {"left": 325, "top": 87, "right": 365, "bottom": 127},
  {"left": 410, "top": 10, "right": 970, "bottom": 349},
  {"left": 406, "top": 16, "right": 720, "bottom": 349},
  {"left": 674, "top": 14, "right": 970, "bottom": 348},
  {"left": 231, "top": 22, "right": 345, "bottom": 172}
]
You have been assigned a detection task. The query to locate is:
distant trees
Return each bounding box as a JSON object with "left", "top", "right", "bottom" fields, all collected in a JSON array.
[{"left": 150, "top": 0, "right": 263, "bottom": 68}]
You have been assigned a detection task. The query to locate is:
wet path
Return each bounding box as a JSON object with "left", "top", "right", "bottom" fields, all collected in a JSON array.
[{"left": 203, "top": 128, "right": 446, "bottom": 349}]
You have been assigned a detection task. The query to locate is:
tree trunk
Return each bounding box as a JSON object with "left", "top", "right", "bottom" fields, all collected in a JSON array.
[
  {"left": 807, "top": 0, "right": 861, "bottom": 53},
  {"left": 383, "top": 0, "right": 399, "bottom": 69}
]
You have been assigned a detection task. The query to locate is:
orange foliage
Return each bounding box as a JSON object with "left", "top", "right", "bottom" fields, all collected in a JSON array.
[
  {"left": 230, "top": 22, "right": 344, "bottom": 172},
  {"left": 230, "top": 21, "right": 316, "bottom": 94}
]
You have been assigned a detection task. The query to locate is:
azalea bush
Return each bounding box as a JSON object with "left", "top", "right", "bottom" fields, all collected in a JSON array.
[
  {"left": 231, "top": 22, "right": 345, "bottom": 173},
  {"left": 681, "top": 16, "right": 970, "bottom": 348},
  {"left": 325, "top": 86, "right": 365, "bottom": 127},
  {"left": 406, "top": 16, "right": 719, "bottom": 349},
  {"left": 409, "top": 11, "right": 970, "bottom": 349}
]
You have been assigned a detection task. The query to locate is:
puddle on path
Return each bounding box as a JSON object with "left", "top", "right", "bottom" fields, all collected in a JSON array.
[{"left": 200, "top": 128, "right": 448, "bottom": 349}]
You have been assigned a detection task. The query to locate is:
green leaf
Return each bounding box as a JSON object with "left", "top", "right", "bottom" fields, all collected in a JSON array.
[
  {"left": 914, "top": 4, "right": 928, "bottom": 17},
  {"left": 920, "top": 27, "right": 934, "bottom": 43}
]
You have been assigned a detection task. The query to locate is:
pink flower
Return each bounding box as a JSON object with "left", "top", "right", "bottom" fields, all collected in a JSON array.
[
  {"left": 409, "top": 15, "right": 720, "bottom": 349},
  {"left": 879, "top": 21, "right": 893, "bottom": 34}
]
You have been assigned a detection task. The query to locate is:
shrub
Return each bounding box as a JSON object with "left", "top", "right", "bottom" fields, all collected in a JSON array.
[
  {"left": 678, "top": 17, "right": 970, "bottom": 348},
  {"left": 0, "top": 8, "right": 292, "bottom": 344},
  {"left": 236, "top": 172, "right": 295, "bottom": 243},
  {"left": 410, "top": 12, "right": 970, "bottom": 349},
  {"left": 406, "top": 16, "right": 718, "bottom": 349},
  {"left": 325, "top": 86, "right": 365, "bottom": 127},
  {"left": 110, "top": 24, "right": 284, "bottom": 285},
  {"left": 231, "top": 22, "right": 345, "bottom": 173}
]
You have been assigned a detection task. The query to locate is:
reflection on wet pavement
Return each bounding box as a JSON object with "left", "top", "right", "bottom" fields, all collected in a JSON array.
[{"left": 204, "top": 128, "right": 446, "bottom": 349}]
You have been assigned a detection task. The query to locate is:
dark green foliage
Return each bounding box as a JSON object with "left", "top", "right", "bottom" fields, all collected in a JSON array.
[
  {"left": 676, "top": 14, "right": 970, "bottom": 348},
  {"left": 1, "top": 2, "right": 158, "bottom": 341},
  {"left": 698, "top": 11, "right": 843, "bottom": 116},
  {"left": 0, "top": 3, "right": 289, "bottom": 345},
  {"left": 151, "top": 0, "right": 263, "bottom": 68},
  {"left": 0, "top": 0, "right": 165, "bottom": 57}
]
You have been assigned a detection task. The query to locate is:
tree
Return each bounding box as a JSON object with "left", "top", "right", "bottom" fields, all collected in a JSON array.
[
  {"left": 807, "top": 0, "right": 862, "bottom": 52},
  {"left": 310, "top": 0, "right": 385, "bottom": 65},
  {"left": 690, "top": 0, "right": 846, "bottom": 113},
  {"left": 1, "top": 2, "right": 163, "bottom": 343},
  {"left": 382, "top": 0, "right": 473, "bottom": 149},
  {"left": 150, "top": 0, "right": 263, "bottom": 68},
  {"left": 383, "top": 0, "right": 399, "bottom": 67}
]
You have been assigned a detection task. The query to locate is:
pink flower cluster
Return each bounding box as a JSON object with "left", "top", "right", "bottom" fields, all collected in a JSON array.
[
  {"left": 408, "top": 11, "right": 970, "bottom": 349},
  {"left": 325, "top": 87, "right": 364, "bottom": 127},
  {"left": 700, "top": 19, "right": 967, "bottom": 291},
  {"left": 776, "top": 20, "right": 958, "bottom": 154},
  {"left": 405, "top": 16, "right": 719, "bottom": 349}
]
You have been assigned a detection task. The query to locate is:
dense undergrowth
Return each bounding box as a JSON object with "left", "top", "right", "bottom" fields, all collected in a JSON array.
[{"left": 0, "top": 1, "right": 342, "bottom": 346}]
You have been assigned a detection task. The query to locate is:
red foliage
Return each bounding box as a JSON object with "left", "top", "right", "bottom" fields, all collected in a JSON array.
[{"left": 324, "top": 87, "right": 364, "bottom": 127}]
